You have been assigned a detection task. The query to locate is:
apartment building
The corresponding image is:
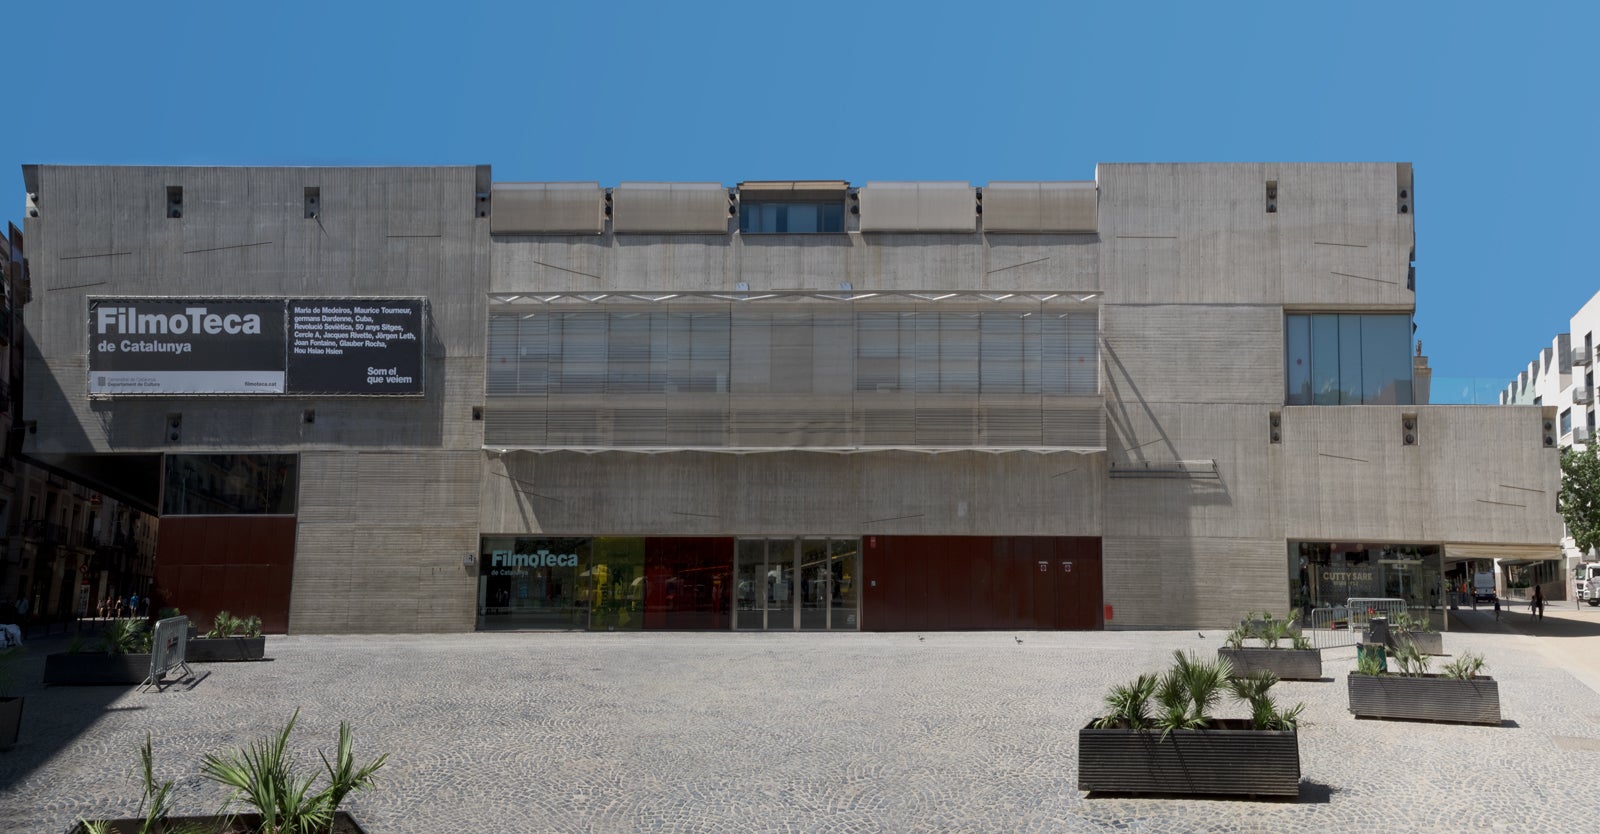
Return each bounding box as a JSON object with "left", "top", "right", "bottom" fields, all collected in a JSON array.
[{"left": 1502, "top": 290, "right": 1600, "bottom": 591}]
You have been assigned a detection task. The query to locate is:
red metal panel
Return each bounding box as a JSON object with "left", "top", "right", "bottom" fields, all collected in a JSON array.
[
  {"left": 861, "top": 535, "right": 902, "bottom": 630},
  {"left": 867, "top": 535, "right": 1103, "bottom": 631},
  {"left": 154, "top": 517, "right": 296, "bottom": 633}
]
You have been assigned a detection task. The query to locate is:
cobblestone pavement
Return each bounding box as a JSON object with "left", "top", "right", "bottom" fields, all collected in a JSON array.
[{"left": 1, "top": 626, "right": 1595, "bottom": 833}]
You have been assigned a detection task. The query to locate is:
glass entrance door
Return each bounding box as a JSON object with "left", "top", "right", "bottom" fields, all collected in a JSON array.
[
  {"left": 735, "top": 538, "right": 794, "bottom": 630},
  {"left": 800, "top": 538, "right": 830, "bottom": 630},
  {"left": 734, "top": 537, "right": 859, "bottom": 630},
  {"left": 735, "top": 539, "right": 766, "bottom": 630}
]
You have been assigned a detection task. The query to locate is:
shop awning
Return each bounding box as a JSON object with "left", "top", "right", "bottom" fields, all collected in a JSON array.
[{"left": 1442, "top": 543, "right": 1563, "bottom": 565}]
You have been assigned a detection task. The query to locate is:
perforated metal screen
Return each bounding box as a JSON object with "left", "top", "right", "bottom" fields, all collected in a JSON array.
[{"left": 484, "top": 292, "right": 1104, "bottom": 453}]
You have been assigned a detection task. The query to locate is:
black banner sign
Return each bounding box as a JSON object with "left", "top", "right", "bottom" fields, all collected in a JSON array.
[
  {"left": 286, "top": 299, "right": 424, "bottom": 394},
  {"left": 88, "top": 297, "right": 425, "bottom": 396}
]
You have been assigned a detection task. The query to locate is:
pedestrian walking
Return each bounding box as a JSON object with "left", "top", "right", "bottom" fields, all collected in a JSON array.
[
  {"left": 1494, "top": 595, "right": 1501, "bottom": 621},
  {"left": 1533, "top": 585, "right": 1546, "bottom": 621}
]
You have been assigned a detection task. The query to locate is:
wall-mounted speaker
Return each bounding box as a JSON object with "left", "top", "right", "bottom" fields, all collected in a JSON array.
[
  {"left": 166, "top": 412, "right": 182, "bottom": 443},
  {"left": 1269, "top": 411, "right": 1281, "bottom": 443}
]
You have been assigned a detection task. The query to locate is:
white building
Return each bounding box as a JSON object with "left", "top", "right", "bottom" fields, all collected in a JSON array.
[{"left": 1503, "top": 290, "right": 1600, "bottom": 594}]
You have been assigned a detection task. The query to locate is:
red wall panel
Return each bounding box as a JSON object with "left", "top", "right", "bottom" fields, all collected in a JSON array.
[
  {"left": 154, "top": 517, "right": 296, "bottom": 633},
  {"left": 863, "top": 536, "right": 1101, "bottom": 631}
]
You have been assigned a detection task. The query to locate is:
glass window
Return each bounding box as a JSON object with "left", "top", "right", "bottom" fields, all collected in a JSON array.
[
  {"left": 1285, "top": 315, "right": 1311, "bottom": 404},
  {"left": 1562, "top": 408, "right": 1572, "bottom": 435},
  {"left": 740, "top": 202, "right": 845, "bottom": 234},
  {"left": 479, "top": 536, "right": 592, "bottom": 630},
  {"left": 162, "top": 454, "right": 298, "bottom": 515},
  {"left": 488, "top": 306, "right": 1100, "bottom": 399},
  {"left": 1285, "top": 313, "right": 1414, "bottom": 405}
]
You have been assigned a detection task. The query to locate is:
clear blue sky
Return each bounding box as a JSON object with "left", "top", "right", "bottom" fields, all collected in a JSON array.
[{"left": 4, "top": 1, "right": 1594, "bottom": 392}]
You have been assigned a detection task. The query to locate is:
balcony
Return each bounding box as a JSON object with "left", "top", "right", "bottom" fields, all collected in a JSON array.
[
  {"left": 1576, "top": 347, "right": 1594, "bottom": 367},
  {"left": 1575, "top": 386, "right": 1593, "bottom": 405}
]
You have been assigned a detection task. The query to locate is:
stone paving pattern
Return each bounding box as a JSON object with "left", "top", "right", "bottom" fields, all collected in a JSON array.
[{"left": 2, "top": 615, "right": 1596, "bottom": 833}]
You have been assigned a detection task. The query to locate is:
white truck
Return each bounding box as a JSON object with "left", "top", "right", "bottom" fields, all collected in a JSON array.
[
  {"left": 1474, "top": 572, "right": 1497, "bottom": 603},
  {"left": 1581, "top": 563, "right": 1600, "bottom": 606}
]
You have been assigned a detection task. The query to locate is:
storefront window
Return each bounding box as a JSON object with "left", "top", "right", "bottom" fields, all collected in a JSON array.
[
  {"left": 478, "top": 536, "right": 591, "bottom": 630},
  {"left": 1290, "top": 541, "right": 1443, "bottom": 616},
  {"left": 586, "top": 537, "right": 645, "bottom": 631}
]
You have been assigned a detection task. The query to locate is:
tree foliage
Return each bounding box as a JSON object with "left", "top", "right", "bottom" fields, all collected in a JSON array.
[{"left": 1559, "top": 445, "right": 1600, "bottom": 557}]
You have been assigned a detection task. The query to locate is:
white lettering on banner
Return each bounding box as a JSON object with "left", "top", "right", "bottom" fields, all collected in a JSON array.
[
  {"left": 96, "top": 306, "right": 262, "bottom": 336},
  {"left": 116, "top": 340, "right": 193, "bottom": 354},
  {"left": 490, "top": 549, "right": 579, "bottom": 569}
]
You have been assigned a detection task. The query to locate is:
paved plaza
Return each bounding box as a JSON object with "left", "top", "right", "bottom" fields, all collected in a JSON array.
[{"left": 4, "top": 608, "right": 1600, "bottom": 833}]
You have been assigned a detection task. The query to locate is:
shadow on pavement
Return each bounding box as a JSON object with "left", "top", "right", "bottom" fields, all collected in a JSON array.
[
  {"left": 1298, "top": 781, "right": 1335, "bottom": 804},
  {"left": 0, "top": 634, "right": 157, "bottom": 793},
  {"left": 1452, "top": 607, "right": 1600, "bottom": 638}
]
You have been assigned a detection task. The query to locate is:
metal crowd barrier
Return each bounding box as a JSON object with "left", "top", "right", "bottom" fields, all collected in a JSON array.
[{"left": 1304, "top": 598, "right": 1410, "bottom": 649}]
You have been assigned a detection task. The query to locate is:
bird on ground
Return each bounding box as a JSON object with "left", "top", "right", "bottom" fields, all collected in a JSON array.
[
  {"left": 918, "top": 636, "right": 925, "bottom": 641},
  {"left": 1015, "top": 636, "right": 1023, "bottom": 644},
  {"left": 1198, "top": 632, "right": 1205, "bottom": 638}
]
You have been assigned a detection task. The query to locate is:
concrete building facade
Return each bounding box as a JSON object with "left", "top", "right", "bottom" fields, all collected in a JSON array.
[{"left": 19, "top": 162, "right": 1564, "bottom": 633}]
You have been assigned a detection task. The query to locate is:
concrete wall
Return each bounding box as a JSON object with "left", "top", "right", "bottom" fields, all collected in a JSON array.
[
  {"left": 1092, "top": 163, "right": 1557, "bottom": 627},
  {"left": 479, "top": 450, "right": 1104, "bottom": 538},
  {"left": 22, "top": 166, "right": 487, "bottom": 632}
]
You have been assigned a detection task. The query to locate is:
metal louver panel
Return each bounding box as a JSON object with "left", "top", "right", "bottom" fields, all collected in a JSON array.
[{"left": 483, "top": 296, "right": 1105, "bottom": 453}]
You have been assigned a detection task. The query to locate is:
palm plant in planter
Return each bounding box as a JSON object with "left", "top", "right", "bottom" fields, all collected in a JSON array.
[
  {"left": 44, "top": 619, "right": 154, "bottom": 686},
  {"left": 1348, "top": 642, "right": 1499, "bottom": 725},
  {"left": 1079, "top": 650, "right": 1305, "bottom": 798},
  {"left": 73, "top": 710, "right": 386, "bottom": 833},
  {"left": 188, "top": 611, "right": 268, "bottom": 663},
  {"left": 1217, "top": 612, "right": 1322, "bottom": 681},
  {"left": 75, "top": 735, "right": 214, "bottom": 834}
]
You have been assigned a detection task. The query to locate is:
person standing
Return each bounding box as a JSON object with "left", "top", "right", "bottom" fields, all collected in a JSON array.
[{"left": 1533, "top": 585, "right": 1546, "bottom": 621}]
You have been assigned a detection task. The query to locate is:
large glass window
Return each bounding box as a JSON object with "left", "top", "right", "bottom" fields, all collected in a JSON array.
[
  {"left": 162, "top": 454, "right": 297, "bottom": 515},
  {"left": 488, "top": 307, "right": 1098, "bottom": 397},
  {"left": 1290, "top": 540, "right": 1443, "bottom": 617},
  {"left": 740, "top": 202, "right": 845, "bottom": 234},
  {"left": 479, "top": 536, "right": 592, "bottom": 630},
  {"left": 1284, "top": 313, "right": 1413, "bottom": 405}
]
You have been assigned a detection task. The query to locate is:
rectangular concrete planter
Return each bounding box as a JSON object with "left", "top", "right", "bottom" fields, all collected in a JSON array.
[
  {"left": 186, "top": 636, "right": 267, "bottom": 662},
  {"left": 1347, "top": 674, "right": 1501, "bottom": 725},
  {"left": 1078, "top": 720, "right": 1301, "bottom": 798},
  {"left": 1217, "top": 647, "right": 1322, "bottom": 681},
  {"left": 1364, "top": 629, "right": 1444, "bottom": 655},
  {"left": 70, "top": 811, "right": 368, "bottom": 833},
  {"left": 42, "top": 653, "right": 150, "bottom": 685},
  {"left": 0, "top": 695, "right": 20, "bottom": 749}
]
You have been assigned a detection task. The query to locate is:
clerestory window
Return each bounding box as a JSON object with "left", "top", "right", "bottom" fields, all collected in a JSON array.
[{"left": 740, "top": 201, "right": 844, "bottom": 234}]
